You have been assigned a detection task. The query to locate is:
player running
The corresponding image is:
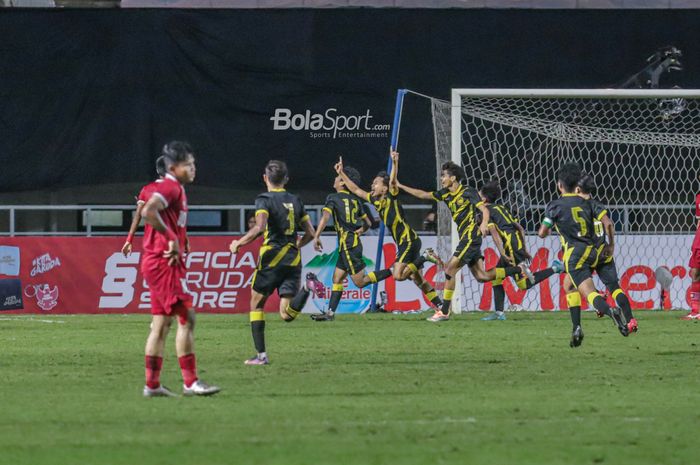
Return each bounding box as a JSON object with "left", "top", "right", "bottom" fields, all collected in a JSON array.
[
  {"left": 140, "top": 141, "right": 220, "bottom": 397},
  {"left": 336, "top": 153, "right": 444, "bottom": 313},
  {"left": 478, "top": 180, "right": 564, "bottom": 321},
  {"left": 229, "top": 160, "right": 324, "bottom": 365},
  {"left": 399, "top": 162, "right": 532, "bottom": 322},
  {"left": 311, "top": 164, "right": 393, "bottom": 321},
  {"left": 538, "top": 163, "right": 629, "bottom": 345}
]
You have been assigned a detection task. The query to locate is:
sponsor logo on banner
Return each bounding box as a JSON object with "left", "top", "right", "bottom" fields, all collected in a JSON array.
[
  {"left": 24, "top": 283, "right": 59, "bottom": 311},
  {"left": 305, "top": 249, "right": 374, "bottom": 313},
  {"left": 270, "top": 108, "right": 390, "bottom": 139},
  {"left": 0, "top": 278, "right": 23, "bottom": 310},
  {"left": 30, "top": 253, "right": 62, "bottom": 276},
  {"left": 98, "top": 250, "right": 258, "bottom": 310},
  {"left": 0, "top": 246, "right": 20, "bottom": 276}
]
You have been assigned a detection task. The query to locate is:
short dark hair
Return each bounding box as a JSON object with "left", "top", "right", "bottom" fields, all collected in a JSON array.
[
  {"left": 577, "top": 173, "right": 596, "bottom": 195},
  {"left": 374, "top": 170, "right": 390, "bottom": 187},
  {"left": 480, "top": 180, "right": 501, "bottom": 203},
  {"left": 265, "top": 160, "right": 288, "bottom": 185},
  {"left": 155, "top": 156, "right": 166, "bottom": 177},
  {"left": 344, "top": 166, "right": 361, "bottom": 187},
  {"left": 557, "top": 162, "right": 582, "bottom": 192},
  {"left": 162, "top": 141, "right": 194, "bottom": 165},
  {"left": 441, "top": 161, "right": 465, "bottom": 182}
]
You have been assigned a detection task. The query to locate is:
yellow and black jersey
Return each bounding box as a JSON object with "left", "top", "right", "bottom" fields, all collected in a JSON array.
[
  {"left": 543, "top": 194, "right": 596, "bottom": 250},
  {"left": 486, "top": 203, "right": 524, "bottom": 253},
  {"left": 254, "top": 189, "right": 309, "bottom": 268},
  {"left": 323, "top": 191, "right": 367, "bottom": 251},
  {"left": 367, "top": 190, "right": 418, "bottom": 247},
  {"left": 588, "top": 198, "right": 608, "bottom": 248},
  {"left": 431, "top": 184, "right": 483, "bottom": 242}
]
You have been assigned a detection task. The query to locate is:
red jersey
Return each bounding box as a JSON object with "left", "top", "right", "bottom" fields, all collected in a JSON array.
[
  {"left": 136, "top": 179, "right": 164, "bottom": 205},
  {"left": 142, "top": 174, "right": 188, "bottom": 256},
  {"left": 693, "top": 193, "right": 700, "bottom": 250}
]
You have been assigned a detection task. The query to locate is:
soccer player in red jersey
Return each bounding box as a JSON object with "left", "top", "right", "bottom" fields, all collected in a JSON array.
[
  {"left": 121, "top": 156, "right": 166, "bottom": 257},
  {"left": 140, "top": 141, "right": 220, "bottom": 397},
  {"left": 682, "top": 180, "right": 700, "bottom": 320}
]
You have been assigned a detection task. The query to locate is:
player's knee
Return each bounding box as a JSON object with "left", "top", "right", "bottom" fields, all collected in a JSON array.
[{"left": 351, "top": 275, "right": 366, "bottom": 288}]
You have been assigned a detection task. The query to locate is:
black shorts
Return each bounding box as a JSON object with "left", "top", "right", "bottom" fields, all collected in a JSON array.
[
  {"left": 563, "top": 244, "right": 599, "bottom": 288},
  {"left": 252, "top": 265, "right": 301, "bottom": 297},
  {"left": 454, "top": 235, "right": 483, "bottom": 267},
  {"left": 337, "top": 243, "right": 366, "bottom": 275},
  {"left": 594, "top": 254, "right": 619, "bottom": 288},
  {"left": 396, "top": 237, "right": 422, "bottom": 265}
]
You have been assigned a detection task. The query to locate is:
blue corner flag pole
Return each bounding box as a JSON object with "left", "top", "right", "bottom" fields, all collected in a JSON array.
[{"left": 369, "top": 88, "right": 407, "bottom": 312}]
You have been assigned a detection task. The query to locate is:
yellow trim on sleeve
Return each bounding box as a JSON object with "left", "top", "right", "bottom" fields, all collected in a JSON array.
[
  {"left": 300, "top": 214, "right": 310, "bottom": 223},
  {"left": 322, "top": 207, "right": 333, "bottom": 214},
  {"left": 597, "top": 210, "right": 608, "bottom": 220},
  {"left": 255, "top": 209, "right": 269, "bottom": 217}
]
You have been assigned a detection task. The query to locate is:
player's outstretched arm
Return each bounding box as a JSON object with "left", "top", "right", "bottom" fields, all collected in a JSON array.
[
  {"left": 397, "top": 182, "right": 433, "bottom": 200},
  {"left": 335, "top": 157, "right": 370, "bottom": 199},
  {"left": 389, "top": 150, "right": 400, "bottom": 195},
  {"left": 601, "top": 214, "right": 615, "bottom": 257},
  {"left": 313, "top": 210, "right": 332, "bottom": 252},
  {"left": 142, "top": 196, "right": 179, "bottom": 265},
  {"left": 230, "top": 212, "right": 267, "bottom": 254},
  {"left": 538, "top": 223, "right": 551, "bottom": 238},
  {"left": 122, "top": 202, "right": 144, "bottom": 257},
  {"left": 514, "top": 222, "right": 532, "bottom": 259},
  {"left": 298, "top": 218, "right": 316, "bottom": 249},
  {"left": 477, "top": 203, "right": 490, "bottom": 237}
]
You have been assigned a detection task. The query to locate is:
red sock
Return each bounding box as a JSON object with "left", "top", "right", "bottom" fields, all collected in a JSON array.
[
  {"left": 178, "top": 353, "right": 198, "bottom": 387},
  {"left": 691, "top": 281, "right": 700, "bottom": 313},
  {"left": 145, "top": 355, "right": 163, "bottom": 389}
]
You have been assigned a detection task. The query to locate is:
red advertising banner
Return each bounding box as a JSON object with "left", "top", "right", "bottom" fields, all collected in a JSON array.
[{"left": 0, "top": 236, "right": 272, "bottom": 315}]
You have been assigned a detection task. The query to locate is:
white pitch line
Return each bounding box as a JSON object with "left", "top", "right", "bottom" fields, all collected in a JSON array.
[{"left": 0, "top": 317, "right": 65, "bottom": 323}]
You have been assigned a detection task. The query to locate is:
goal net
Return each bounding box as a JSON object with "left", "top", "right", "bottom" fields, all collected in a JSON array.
[{"left": 430, "top": 89, "right": 700, "bottom": 313}]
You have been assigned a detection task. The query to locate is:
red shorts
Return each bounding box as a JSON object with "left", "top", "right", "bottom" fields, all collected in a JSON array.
[
  {"left": 690, "top": 248, "right": 700, "bottom": 269},
  {"left": 141, "top": 254, "right": 193, "bottom": 325}
]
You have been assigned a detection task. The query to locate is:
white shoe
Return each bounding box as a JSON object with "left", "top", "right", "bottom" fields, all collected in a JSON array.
[
  {"left": 143, "top": 384, "right": 178, "bottom": 398},
  {"left": 183, "top": 379, "right": 221, "bottom": 397},
  {"left": 518, "top": 262, "right": 536, "bottom": 284}
]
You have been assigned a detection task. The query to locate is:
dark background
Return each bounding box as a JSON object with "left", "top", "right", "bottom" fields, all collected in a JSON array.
[{"left": 0, "top": 8, "right": 697, "bottom": 204}]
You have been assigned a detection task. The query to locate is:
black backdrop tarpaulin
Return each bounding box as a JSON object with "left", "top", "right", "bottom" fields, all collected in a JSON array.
[{"left": 1, "top": 8, "right": 699, "bottom": 195}]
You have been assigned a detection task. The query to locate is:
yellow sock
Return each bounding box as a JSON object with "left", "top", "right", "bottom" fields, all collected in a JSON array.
[
  {"left": 249, "top": 310, "right": 265, "bottom": 322},
  {"left": 444, "top": 289, "right": 454, "bottom": 301},
  {"left": 495, "top": 268, "right": 506, "bottom": 280}
]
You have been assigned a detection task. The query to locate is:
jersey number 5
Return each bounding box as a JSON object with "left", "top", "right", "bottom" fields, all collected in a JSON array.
[
  {"left": 283, "top": 203, "right": 295, "bottom": 235},
  {"left": 571, "top": 207, "right": 588, "bottom": 237}
]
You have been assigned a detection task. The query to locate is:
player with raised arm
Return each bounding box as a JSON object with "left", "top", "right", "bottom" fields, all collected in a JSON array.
[
  {"left": 140, "top": 141, "right": 220, "bottom": 397},
  {"left": 478, "top": 180, "right": 564, "bottom": 321},
  {"left": 682, "top": 174, "right": 700, "bottom": 320},
  {"left": 310, "top": 165, "right": 393, "bottom": 321},
  {"left": 399, "top": 162, "right": 532, "bottom": 322},
  {"left": 336, "top": 153, "right": 444, "bottom": 313},
  {"left": 121, "top": 156, "right": 166, "bottom": 257},
  {"left": 229, "top": 160, "right": 324, "bottom": 365},
  {"left": 538, "top": 163, "right": 629, "bottom": 345}
]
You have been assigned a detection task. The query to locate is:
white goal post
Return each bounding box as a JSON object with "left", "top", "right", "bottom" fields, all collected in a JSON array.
[{"left": 440, "top": 88, "right": 700, "bottom": 313}]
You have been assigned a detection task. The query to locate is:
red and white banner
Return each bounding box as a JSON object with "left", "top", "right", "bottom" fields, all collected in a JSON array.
[{"left": 0, "top": 235, "right": 695, "bottom": 314}]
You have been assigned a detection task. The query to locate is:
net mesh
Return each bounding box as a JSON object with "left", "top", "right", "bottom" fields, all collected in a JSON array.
[{"left": 430, "top": 93, "right": 700, "bottom": 312}]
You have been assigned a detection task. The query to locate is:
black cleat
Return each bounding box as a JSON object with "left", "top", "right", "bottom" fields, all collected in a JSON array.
[
  {"left": 311, "top": 312, "right": 335, "bottom": 322},
  {"left": 569, "top": 325, "right": 584, "bottom": 348},
  {"left": 610, "top": 308, "right": 629, "bottom": 337}
]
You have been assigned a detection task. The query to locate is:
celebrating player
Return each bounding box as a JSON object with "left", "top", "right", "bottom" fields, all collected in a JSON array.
[
  {"left": 336, "top": 153, "right": 444, "bottom": 313},
  {"left": 229, "top": 160, "right": 324, "bottom": 365},
  {"left": 538, "top": 163, "right": 629, "bottom": 344},
  {"left": 399, "top": 162, "right": 532, "bottom": 322},
  {"left": 140, "top": 141, "right": 220, "bottom": 397},
  {"left": 121, "top": 156, "right": 166, "bottom": 257},
  {"left": 682, "top": 174, "right": 700, "bottom": 319},
  {"left": 478, "top": 180, "right": 564, "bottom": 321},
  {"left": 572, "top": 174, "right": 638, "bottom": 342},
  {"left": 311, "top": 165, "right": 393, "bottom": 321}
]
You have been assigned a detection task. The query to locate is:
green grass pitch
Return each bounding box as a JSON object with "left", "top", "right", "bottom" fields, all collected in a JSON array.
[{"left": 2, "top": 311, "right": 698, "bottom": 465}]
